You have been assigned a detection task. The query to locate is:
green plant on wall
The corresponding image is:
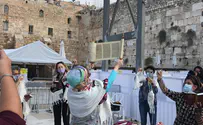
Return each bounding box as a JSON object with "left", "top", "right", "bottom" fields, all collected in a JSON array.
[
  {"left": 186, "top": 29, "right": 196, "bottom": 47},
  {"left": 145, "top": 57, "right": 154, "bottom": 66},
  {"left": 170, "top": 25, "right": 181, "bottom": 31},
  {"left": 158, "top": 29, "right": 166, "bottom": 44}
]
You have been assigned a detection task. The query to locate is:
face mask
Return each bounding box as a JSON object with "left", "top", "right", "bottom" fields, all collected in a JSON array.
[
  {"left": 183, "top": 84, "right": 193, "bottom": 93},
  {"left": 58, "top": 68, "right": 65, "bottom": 74},
  {"left": 146, "top": 72, "right": 153, "bottom": 79},
  {"left": 13, "top": 75, "right": 20, "bottom": 82}
]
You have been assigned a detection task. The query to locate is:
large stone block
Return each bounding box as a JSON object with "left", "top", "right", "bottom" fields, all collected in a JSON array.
[
  {"left": 174, "top": 47, "right": 182, "bottom": 54},
  {"left": 175, "top": 14, "right": 184, "bottom": 20},
  {"left": 156, "top": 18, "right": 162, "bottom": 25},
  {"left": 192, "top": 10, "right": 202, "bottom": 17},
  {"left": 184, "top": 19, "right": 188, "bottom": 25},
  {"left": 191, "top": 24, "right": 197, "bottom": 31},
  {"left": 185, "top": 12, "right": 191, "bottom": 19},
  {"left": 171, "top": 8, "right": 180, "bottom": 16},
  {"left": 166, "top": 10, "right": 172, "bottom": 16},
  {"left": 145, "top": 15, "right": 150, "bottom": 21},
  {"left": 192, "top": 2, "right": 203, "bottom": 11},
  {"left": 178, "top": 20, "right": 184, "bottom": 26},
  {"left": 187, "top": 18, "right": 193, "bottom": 25},
  {"left": 200, "top": 16, "right": 203, "bottom": 22},
  {"left": 171, "top": 34, "right": 178, "bottom": 41}
]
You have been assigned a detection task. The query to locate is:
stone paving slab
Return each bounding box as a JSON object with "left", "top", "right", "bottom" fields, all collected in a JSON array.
[{"left": 26, "top": 112, "right": 56, "bottom": 125}]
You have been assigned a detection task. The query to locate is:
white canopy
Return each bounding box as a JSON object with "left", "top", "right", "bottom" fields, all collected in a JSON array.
[{"left": 4, "top": 41, "right": 72, "bottom": 64}]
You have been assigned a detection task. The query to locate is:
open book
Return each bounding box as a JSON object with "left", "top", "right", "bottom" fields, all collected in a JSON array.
[{"left": 184, "top": 92, "right": 203, "bottom": 105}]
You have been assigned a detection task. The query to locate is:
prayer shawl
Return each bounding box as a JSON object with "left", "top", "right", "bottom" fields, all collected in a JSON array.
[
  {"left": 134, "top": 71, "right": 146, "bottom": 90},
  {"left": 134, "top": 71, "right": 155, "bottom": 114},
  {"left": 17, "top": 80, "right": 30, "bottom": 118},
  {"left": 99, "top": 94, "right": 113, "bottom": 125},
  {"left": 52, "top": 72, "right": 69, "bottom": 105},
  {"left": 68, "top": 79, "right": 112, "bottom": 124}
]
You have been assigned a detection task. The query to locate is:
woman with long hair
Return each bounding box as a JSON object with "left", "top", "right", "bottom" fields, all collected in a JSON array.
[{"left": 50, "top": 61, "right": 70, "bottom": 125}]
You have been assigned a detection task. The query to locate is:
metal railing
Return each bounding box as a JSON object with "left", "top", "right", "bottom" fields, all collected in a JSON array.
[{"left": 26, "top": 81, "right": 53, "bottom": 113}]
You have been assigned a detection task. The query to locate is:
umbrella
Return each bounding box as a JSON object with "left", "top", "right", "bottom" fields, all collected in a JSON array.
[{"left": 59, "top": 40, "right": 66, "bottom": 58}]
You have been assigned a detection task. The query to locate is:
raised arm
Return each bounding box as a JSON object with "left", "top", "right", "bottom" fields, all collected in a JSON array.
[
  {"left": 157, "top": 71, "right": 168, "bottom": 93},
  {"left": 106, "top": 59, "right": 123, "bottom": 92},
  {"left": 157, "top": 70, "right": 182, "bottom": 101},
  {"left": 0, "top": 50, "right": 23, "bottom": 118}
]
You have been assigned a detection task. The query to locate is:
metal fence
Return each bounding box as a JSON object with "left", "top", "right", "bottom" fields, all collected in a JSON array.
[
  {"left": 26, "top": 82, "right": 122, "bottom": 114},
  {"left": 26, "top": 82, "right": 53, "bottom": 113}
]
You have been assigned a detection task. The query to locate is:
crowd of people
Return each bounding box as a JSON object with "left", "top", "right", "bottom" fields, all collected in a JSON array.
[{"left": 0, "top": 48, "right": 203, "bottom": 125}]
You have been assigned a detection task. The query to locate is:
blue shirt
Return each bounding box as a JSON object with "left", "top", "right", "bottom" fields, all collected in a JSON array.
[{"left": 106, "top": 70, "right": 117, "bottom": 92}]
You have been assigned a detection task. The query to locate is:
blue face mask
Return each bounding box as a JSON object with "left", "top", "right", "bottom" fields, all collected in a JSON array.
[
  {"left": 13, "top": 75, "right": 20, "bottom": 82},
  {"left": 146, "top": 72, "right": 153, "bottom": 79},
  {"left": 183, "top": 84, "right": 193, "bottom": 93}
]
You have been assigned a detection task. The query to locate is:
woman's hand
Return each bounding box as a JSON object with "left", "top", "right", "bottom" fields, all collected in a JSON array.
[
  {"left": 157, "top": 70, "right": 163, "bottom": 81},
  {"left": 114, "top": 59, "right": 123, "bottom": 71},
  {"left": 148, "top": 77, "right": 156, "bottom": 86},
  {"left": 18, "top": 76, "right": 24, "bottom": 81}
]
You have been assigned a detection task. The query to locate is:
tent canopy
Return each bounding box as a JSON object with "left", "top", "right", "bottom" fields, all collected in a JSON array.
[{"left": 4, "top": 41, "right": 72, "bottom": 64}]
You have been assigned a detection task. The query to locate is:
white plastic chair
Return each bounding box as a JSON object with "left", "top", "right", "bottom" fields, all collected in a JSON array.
[{"left": 110, "top": 92, "right": 125, "bottom": 122}]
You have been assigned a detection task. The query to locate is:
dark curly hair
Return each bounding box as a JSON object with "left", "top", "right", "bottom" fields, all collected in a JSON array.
[
  {"left": 184, "top": 73, "right": 202, "bottom": 93},
  {"left": 144, "top": 65, "right": 155, "bottom": 74}
]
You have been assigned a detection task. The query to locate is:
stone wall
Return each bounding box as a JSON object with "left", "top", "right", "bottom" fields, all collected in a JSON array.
[
  {"left": 2, "top": 0, "right": 203, "bottom": 69},
  {"left": 78, "top": 0, "right": 203, "bottom": 69},
  {"left": 0, "top": 0, "right": 84, "bottom": 62}
]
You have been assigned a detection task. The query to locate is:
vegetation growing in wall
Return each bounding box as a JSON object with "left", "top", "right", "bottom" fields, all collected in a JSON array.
[
  {"left": 186, "top": 29, "right": 196, "bottom": 47},
  {"left": 166, "top": 41, "right": 170, "bottom": 47},
  {"left": 108, "top": 60, "right": 111, "bottom": 65},
  {"left": 197, "top": 60, "right": 201, "bottom": 65},
  {"left": 124, "top": 58, "right": 129, "bottom": 65},
  {"left": 187, "top": 29, "right": 196, "bottom": 38},
  {"left": 162, "top": 48, "right": 165, "bottom": 54},
  {"left": 170, "top": 25, "right": 181, "bottom": 31},
  {"left": 158, "top": 29, "right": 166, "bottom": 44},
  {"left": 145, "top": 57, "right": 153, "bottom": 66}
]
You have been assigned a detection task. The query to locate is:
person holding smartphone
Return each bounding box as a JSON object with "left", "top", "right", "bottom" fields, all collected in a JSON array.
[{"left": 51, "top": 61, "right": 70, "bottom": 125}]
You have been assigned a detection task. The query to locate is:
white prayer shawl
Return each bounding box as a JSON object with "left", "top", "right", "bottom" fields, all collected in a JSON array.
[
  {"left": 17, "top": 80, "right": 30, "bottom": 117},
  {"left": 134, "top": 71, "right": 146, "bottom": 90},
  {"left": 18, "top": 80, "right": 27, "bottom": 103},
  {"left": 68, "top": 79, "right": 111, "bottom": 124},
  {"left": 134, "top": 71, "right": 155, "bottom": 114},
  {"left": 52, "top": 72, "right": 69, "bottom": 104},
  {"left": 148, "top": 90, "right": 155, "bottom": 114},
  {"left": 99, "top": 94, "right": 113, "bottom": 125},
  {"left": 51, "top": 89, "right": 63, "bottom": 104}
]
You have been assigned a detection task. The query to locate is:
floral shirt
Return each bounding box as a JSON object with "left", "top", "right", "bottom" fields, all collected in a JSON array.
[{"left": 165, "top": 89, "right": 198, "bottom": 125}]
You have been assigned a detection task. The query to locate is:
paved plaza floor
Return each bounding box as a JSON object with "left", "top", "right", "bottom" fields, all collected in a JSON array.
[
  {"left": 27, "top": 112, "right": 56, "bottom": 125},
  {"left": 26, "top": 111, "right": 139, "bottom": 125}
]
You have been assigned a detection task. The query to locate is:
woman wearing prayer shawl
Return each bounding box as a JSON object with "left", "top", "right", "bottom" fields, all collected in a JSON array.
[
  {"left": 66, "top": 59, "right": 123, "bottom": 125},
  {"left": 12, "top": 66, "right": 30, "bottom": 120}
]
